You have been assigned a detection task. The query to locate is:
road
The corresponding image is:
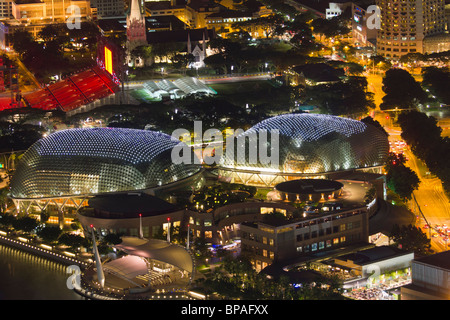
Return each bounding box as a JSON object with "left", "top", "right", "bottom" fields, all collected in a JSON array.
[
  {"left": 382, "top": 126, "right": 450, "bottom": 253},
  {"left": 366, "top": 72, "right": 450, "bottom": 253}
]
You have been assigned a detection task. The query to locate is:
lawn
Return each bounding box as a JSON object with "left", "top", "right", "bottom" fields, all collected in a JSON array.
[{"left": 208, "top": 80, "right": 276, "bottom": 96}]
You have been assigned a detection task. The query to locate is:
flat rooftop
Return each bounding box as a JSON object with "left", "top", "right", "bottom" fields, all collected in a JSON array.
[
  {"left": 414, "top": 251, "right": 450, "bottom": 270},
  {"left": 275, "top": 179, "right": 343, "bottom": 194}
]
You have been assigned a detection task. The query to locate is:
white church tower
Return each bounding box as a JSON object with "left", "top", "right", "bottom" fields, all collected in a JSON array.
[{"left": 126, "top": 0, "right": 147, "bottom": 65}]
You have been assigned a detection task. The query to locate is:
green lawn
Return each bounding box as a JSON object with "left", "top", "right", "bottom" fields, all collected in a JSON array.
[{"left": 209, "top": 80, "right": 276, "bottom": 96}]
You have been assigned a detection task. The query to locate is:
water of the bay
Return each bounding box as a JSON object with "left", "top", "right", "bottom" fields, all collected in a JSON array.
[{"left": 0, "top": 244, "right": 83, "bottom": 300}]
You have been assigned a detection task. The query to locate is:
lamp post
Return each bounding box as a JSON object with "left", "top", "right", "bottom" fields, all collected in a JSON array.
[
  {"left": 187, "top": 224, "right": 190, "bottom": 250},
  {"left": 167, "top": 217, "right": 171, "bottom": 242},
  {"left": 139, "top": 213, "right": 143, "bottom": 239}
]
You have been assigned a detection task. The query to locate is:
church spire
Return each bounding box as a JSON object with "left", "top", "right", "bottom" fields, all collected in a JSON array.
[
  {"left": 129, "top": 0, "right": 144, "bottom": 21},
  {"left": 126, "top": 0, "right": 147, "bottom": 53}
]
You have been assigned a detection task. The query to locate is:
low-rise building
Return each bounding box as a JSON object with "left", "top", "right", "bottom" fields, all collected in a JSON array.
[
  {"left": 401, "top": 251, "right": 450, "bottom": 300},
  {"left": 239, "top": 204, "right": 369, "bottom": 272}
]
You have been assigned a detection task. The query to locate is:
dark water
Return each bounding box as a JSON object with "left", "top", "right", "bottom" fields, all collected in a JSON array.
[{"left": 0, "top": 244, "right": 83, "bottom": 300}]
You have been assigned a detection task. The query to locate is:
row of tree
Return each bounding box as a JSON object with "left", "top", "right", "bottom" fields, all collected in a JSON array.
[{"left": 397, "top": 110, "right": 450, "bottom": 195}]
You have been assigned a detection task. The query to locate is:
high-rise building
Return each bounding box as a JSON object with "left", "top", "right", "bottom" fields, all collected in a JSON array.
[
  {"left": 376, "top": 0, "right": 447, "bottom": 58},
  {"left": 91, "top": 0, "right": 125, "bottom": 18}
]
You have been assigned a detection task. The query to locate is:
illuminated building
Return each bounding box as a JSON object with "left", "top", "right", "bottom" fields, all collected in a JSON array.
[
  {"left": 351, "top": 0, "right": 377, "bottom": 48},
  {"left": 8, "top": 127, "right": 203, "bottom": 224},
  {"left": 240, "top": 205, "right": 370, "bottom": 272},
  {"left": 376, "top": 0, "right": 448, "bottom": 57},
  {"left": 10, "top": 0, "right": 91, "bottom": 23},
  {"left": 218, "top": 113, "right": 390, "bottom": 187},
  {"left": 92, "top": 0, "right": 125, "bottom": 19}
]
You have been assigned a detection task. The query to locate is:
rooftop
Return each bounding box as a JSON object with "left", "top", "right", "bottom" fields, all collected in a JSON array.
[
  {"left": 146, "top": 28, "right": 215, "bottom": 44},
  {"left": 87, "top": 193, "right": 179, "bottom": 216},
  {"left": 275, "top": 179, "right": 343, "bottom": 195},
  {"left": 414, "top": 251, "right": 450, "bottom": 270},
  {"left": 335, "top": 246, "right": 412, "bottom": 266},
  {"left": 206, "top": 10, "right": 254, "bottom": 18}
]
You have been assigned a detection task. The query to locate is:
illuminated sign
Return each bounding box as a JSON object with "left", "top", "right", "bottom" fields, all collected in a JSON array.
[{"left": 104, "top": 47, "right": 113, "bottom": 75}]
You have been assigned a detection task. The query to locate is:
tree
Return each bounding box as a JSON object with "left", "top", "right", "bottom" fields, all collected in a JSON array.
[
  {"left": 12, "top": 216, "right": 38, "bottom": 233},
  {"left": 380, "top": 68, "right": 427, "bottom": 110},
  {"left": 397, "top": 110, "right": 450, "bottom": 195},
  {"left": 300, "top": 78, "right": 374, "bottom": 116},
  {"left": 37, "top": 225, "right": 62, "bottom": 243},
  {"left": 10, "top": 30, "right": 35, "bottom": 58},
  {"left": 390, "top": 224, "right": 431, "bottom": 256},
  {"left": 0, "top": 187, "right": 10, "bottom": 215},
  {"left": 421, "top": 66, "right": 450, "bottom": 105},
  {"left": 58, "top": 233, "right": 88, "bottom": 250},
  {"left": 102, "top": 233, "right": 123, "bottom": 245},
  {"left": 361, "top": 116, "right": 388, "bottom": 136},
  {"left": 385, "top": 162, "right": 420, "bottom": 200},
  {"left": 311, "top": 16, "right": 350, "bottom": 40},
  {"left": 397, "top": 111, "right": 442, "bottom": 161},
  {"left": 130, "top": 45, "right": 153, "bottom": 66},
  {"left": 0, "top": 213, "right": 16, "bottom": 229}
]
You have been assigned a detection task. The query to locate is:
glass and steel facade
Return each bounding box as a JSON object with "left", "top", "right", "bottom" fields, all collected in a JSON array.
[
  {"left": 9, "top": 128, "right": 201, "bottom": 199},
  {"left": 218, "top": 113, "right": 389, "bottom": 187}
]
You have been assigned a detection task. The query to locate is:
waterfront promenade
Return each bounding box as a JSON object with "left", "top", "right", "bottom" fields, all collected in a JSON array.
[{"left": 0, "top": 231, "right": 201, "bottom": 300}]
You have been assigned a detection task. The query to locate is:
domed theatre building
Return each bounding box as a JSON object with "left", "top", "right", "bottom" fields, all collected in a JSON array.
[
  {"left": 8, "top": 127, "right": 204, "bottom": 228},
  {"left": 218, "top": 113, "right": 389, "bottom": 187}
]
